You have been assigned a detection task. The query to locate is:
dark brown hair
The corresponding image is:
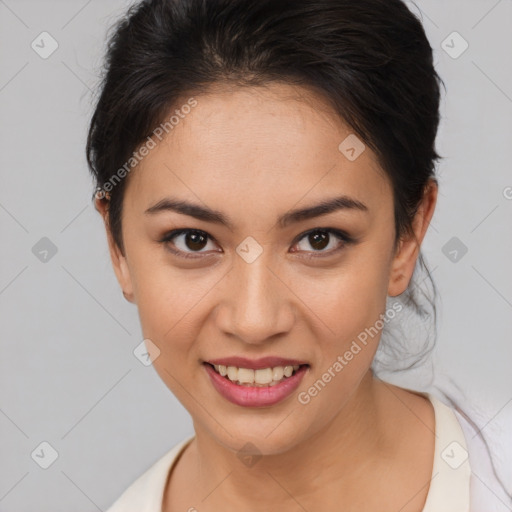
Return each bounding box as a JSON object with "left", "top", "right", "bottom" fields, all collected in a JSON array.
[{"left": 87, "top": 0, "right": 444, "bottom": 369}]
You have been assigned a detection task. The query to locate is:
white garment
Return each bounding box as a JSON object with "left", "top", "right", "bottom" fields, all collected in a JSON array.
[
  {"left": 104, "top": 392, "right": 504, "bottom": 512},
  {"left": 430, "top": 380, "right": 512, "bottom": 512}
]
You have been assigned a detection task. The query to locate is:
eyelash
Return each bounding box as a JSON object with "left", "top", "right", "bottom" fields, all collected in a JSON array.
[{"left": 159, "top": 228, "right": 354, "bottom": 260}]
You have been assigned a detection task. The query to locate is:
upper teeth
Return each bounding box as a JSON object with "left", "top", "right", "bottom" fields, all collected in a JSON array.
[{"left": 213, "top": 364, "right": 300, "bottom": 386}]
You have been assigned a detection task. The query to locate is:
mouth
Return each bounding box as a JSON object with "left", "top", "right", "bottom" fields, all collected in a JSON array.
[
  {"left": 204, "top": 362, "right": 308, "bottom": 387},
  {"left": 202, "top": 359, "right": 310, "bottom": 407}
]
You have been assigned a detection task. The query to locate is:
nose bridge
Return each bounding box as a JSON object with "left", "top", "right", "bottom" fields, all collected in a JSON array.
[{"left": 217, "top": 250, "right": 294, "bottom": 343}]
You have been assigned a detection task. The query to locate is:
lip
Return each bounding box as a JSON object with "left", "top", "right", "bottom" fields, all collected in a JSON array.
[
  {"left": 203, "top": 362, "right": 309, "bottom": 407},
  {"left": 205, "top": 356, "right": 308, "bottom": 370}
]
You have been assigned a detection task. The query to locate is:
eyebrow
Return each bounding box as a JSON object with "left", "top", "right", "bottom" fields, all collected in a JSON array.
[{"left": 144, "top": 195, "right": 368, "bottom": 230}]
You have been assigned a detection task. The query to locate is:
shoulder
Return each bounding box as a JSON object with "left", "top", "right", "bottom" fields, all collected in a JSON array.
[
  {"left": 105, "top": 436, "right": 194, "bottom": 512},
  {"left": 452, "top": 406, "right": 512, "bottom": 512},
  {"left": 427, "top": 391, "right": 512, "bottom": 512}
]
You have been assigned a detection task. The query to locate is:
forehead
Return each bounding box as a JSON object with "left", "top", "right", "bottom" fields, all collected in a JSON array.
[{"left": 125, "top": 83, "right": 391, "bottom": 220}]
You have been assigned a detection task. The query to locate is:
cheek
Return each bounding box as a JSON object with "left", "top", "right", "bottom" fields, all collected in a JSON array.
[
  {"left": 135, "top": 272, "right": 204, "bottom": 344},
  {"left": 129, "top": 255, "right": 230, "bottom": 372},
  {"left": 297, "top": 253, "right": 391, "bottom": 340},
  {"left": 132, "top": 266, "right": 208, "bottom": 399},
  {"left": 295, "top": 251, "right": 392, "bottom": 402},
  {"left": 295, "top": 264, "right": 390, "bottom": 423}
]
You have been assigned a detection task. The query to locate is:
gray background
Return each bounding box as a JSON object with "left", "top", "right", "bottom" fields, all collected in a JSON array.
[{"left": 0, "top": 0, "right": 511, "bottom": 510}]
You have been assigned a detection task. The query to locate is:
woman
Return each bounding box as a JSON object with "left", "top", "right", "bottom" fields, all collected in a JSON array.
[{"left": 86, "top": 0, "right": 510, "bottom": 510}]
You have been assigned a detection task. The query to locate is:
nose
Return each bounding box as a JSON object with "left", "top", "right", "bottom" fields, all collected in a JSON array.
[{"left": 214, "top": 254, "right": 296, "bottom": 345}]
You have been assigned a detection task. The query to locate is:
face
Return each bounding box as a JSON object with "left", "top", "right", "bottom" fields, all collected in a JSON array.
[{"left": 98, "top": 83, "right": 434, "bottom": 455}]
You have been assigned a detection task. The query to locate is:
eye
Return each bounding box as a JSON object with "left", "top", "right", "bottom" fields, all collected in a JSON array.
[
  {"left": 160, "top": 227, "right": 353, "bottom": 260},
  {"left": 159, "top": 229, "right": 220, "bottom": 259},
  {"left": 291, "top": 228, "right": 352, "bottom": 257}
]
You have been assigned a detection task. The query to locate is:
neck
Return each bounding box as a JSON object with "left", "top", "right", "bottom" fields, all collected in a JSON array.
[{"left": 189, "top": 371, "right": 392, "bottom": 508}]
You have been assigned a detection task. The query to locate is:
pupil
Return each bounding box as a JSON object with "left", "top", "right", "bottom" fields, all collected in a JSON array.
[
  {"left": 310, "top": 231, "right": 329, "bottom": 250},
  {"left": 186, "top": 231, "right": 207, "bottom": 251}
]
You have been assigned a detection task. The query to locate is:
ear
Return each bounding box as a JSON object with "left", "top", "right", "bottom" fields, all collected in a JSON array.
[
  {"left": 94, "top": 197, "right": 136, "bottom": 303},
  {"left": 387, "top": 179, "right": 438, "bottom": 297}
]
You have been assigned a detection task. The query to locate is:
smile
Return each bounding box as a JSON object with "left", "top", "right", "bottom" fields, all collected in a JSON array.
[
  {"left": 207, "top": 363, "right": 304, "bottom": 387},
  {"left": 203, "top": 361, "right": 309, "bottom": 407}
]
